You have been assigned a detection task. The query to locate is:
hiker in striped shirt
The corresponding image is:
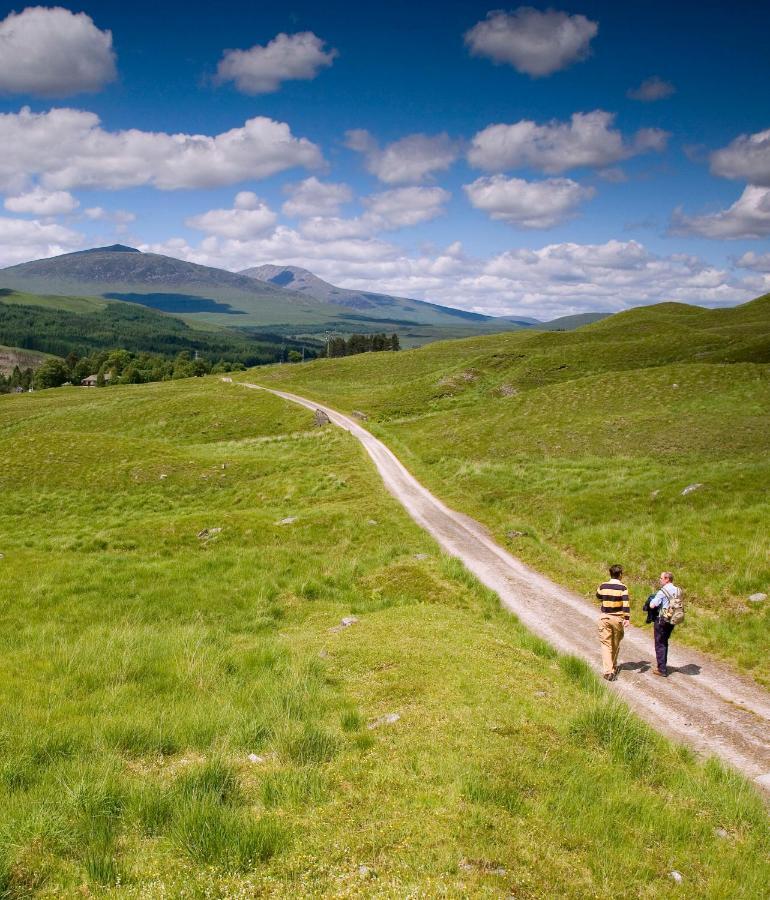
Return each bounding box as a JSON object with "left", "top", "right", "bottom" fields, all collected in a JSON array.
[{"left": 596, "top": 564, "right": 631, "bottom": 681}]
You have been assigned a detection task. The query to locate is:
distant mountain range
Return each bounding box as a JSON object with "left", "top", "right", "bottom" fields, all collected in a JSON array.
[{"left": 0, "top": 246, "right": 610, "bottom": 343}]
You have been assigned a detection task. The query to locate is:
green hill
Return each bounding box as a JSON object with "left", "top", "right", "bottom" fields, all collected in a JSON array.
[
  {"left": 0, "top": 289, "right": 318, "bottom": 365},
  {"left": 254, "top": 294, "right": 770, "bottom": 685},
  {"left": 0, "top": 377, "right": 767, "bottom": 894}
]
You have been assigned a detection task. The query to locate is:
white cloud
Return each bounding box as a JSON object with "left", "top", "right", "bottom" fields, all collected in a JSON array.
[
  {"left": 0, "top": 6, "right": 116, "bottom": 97},
  {"left": 345, "top": 130, "right": 459, "bottom": 184},
  {"left": 0, "top": 215, "right": 82, "bottom": 266},
  {"left": 83, "top": 206, "right": 135, "bottom": 225},
  {"left": 298, "top": 185, "right": 450, "bottom": 239},
  {"left": 0, "top": 107, "right": 324, "bottom": 193},
  {"left": 672, "top": 186, "right": 770, "bottom": 239},
  {"left": 464, "top": 175, "right": 594, "bottom": 228},
  {"left": 363, "top": 186, "right": 450, "bottom": 228},
  {"left": 468, "top": 110, "right": 668, "bottom": 174},
  {"left": 464, "top": 7, "right": 598, "bottom": 77},
  {"left": 215, "top": 32, "right": 337, "bottom": 94},
  {"left": 736, "top": 250, "right": 770, "bottom": 272},
  {"left": 282, "top": 177, "right": 353, "bottom": 217},
  {"left": 186, "top": 195, "right": 277, "bottom": 238},
  {"left": 710, "top": 128, "right": 770, "bottom": 186},
  {"left": 4, "top": 186, "right": 78, "bottom": 215},
  {"left": 627, "top": 76, "right": 675, "bottom": 102}
]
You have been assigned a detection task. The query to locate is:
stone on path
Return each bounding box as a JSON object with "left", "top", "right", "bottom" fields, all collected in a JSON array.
[
  {"left": 681, "top": 483, "right": 704, "bottom": 496},
  {"left": 329, "top": 615, "right": 359, "bottom": 634},
  {"left": 367, "top": 712, "right": 400, "bottom": 729},
  {"left": 748, "top": 593, "right": 767, "bottom": 603}
]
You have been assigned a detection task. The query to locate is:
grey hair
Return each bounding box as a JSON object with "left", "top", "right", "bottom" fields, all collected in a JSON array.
[{"left": 662, "top": 571, "right": 674, "bottom": 582}]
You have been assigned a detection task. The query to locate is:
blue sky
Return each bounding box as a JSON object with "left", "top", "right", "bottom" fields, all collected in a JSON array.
[{"left": 0, "top": 1, "right": 768, "bottom": 317}]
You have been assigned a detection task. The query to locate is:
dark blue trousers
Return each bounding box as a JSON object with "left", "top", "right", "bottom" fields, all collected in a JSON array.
[{"left": 654, "top": 619, "right": 675, "bottom": 674}]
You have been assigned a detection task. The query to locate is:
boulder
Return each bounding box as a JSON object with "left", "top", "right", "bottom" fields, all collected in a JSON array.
[
  {"left": 277, "top": 516, "right": 298, "bottom": 526},
  {"left": 681, "top": 483, "right": 704, "bottom": 496},
  {"left": 748, "top": 593, "right": 767, "bottom": 603},
  {"left": 314, "top": 408, "right": 331, "bottom": 427}
]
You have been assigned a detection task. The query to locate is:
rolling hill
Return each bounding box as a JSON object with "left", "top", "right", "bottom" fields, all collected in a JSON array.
[
  {"left": 253, "top": 292, "right": 770, "bottom": 685},
  {"left": 0, "top": 374, "right": 767, "bottom": 894}
]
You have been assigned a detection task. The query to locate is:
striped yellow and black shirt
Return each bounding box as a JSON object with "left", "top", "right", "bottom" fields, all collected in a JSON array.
[{"left": 596, "top": 579, "right": 630, "bottom": 620}]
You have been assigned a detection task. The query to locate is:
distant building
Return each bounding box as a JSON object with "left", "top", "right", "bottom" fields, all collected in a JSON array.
[{"left": 81, "top": 372, "right": 112, "bottom": 387}]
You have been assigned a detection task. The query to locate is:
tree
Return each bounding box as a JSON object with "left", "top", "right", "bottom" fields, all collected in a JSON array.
[
  {"left": 33, "top": 358, "right": 70, "bottom": 390},
  {"left": 390, "top": 333, "right": 400, "bottom": 351},
  {"left": 287, "top": 349, "right": 302, "bottom": 363}
]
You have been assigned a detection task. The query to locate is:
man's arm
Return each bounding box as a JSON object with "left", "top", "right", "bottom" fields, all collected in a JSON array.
[{"left": 648, "top": 588, "right": 666, "bottom": 609}]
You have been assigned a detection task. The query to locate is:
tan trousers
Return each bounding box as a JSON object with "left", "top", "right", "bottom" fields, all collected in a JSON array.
[{"left": 598, "top": 615, "right": 625, "bottom": 675}]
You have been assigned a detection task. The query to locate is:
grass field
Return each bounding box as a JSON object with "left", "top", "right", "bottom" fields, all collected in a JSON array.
[
  {"left": 1, "top": 377, "right": 768, "bottom": 896},
  {"left": 254, "top": 295, "right": 770, "bottom": 686}
]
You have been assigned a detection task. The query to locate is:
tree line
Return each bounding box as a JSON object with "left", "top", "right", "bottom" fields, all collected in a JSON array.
[
  {"left": 326, "top": 332, "right": 400, "bottom": 357},
  {"left": 0, "top": 349, "right": 245, "bottom": 393}
]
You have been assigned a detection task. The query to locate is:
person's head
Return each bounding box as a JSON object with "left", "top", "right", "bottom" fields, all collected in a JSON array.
[
  {"left": 609, "top": 564, "right": 623, "bottom": 580},
  {"left": 660, "top": 571, "right": 673, "bottom": 585}
]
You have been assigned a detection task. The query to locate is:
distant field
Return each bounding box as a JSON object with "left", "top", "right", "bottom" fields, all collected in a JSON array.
[
  {"left": 1, "top": 378, "right": 767, "bottom": 895},
  {"left": 256, "top": 295, "right": 770, "bottom": 686}
]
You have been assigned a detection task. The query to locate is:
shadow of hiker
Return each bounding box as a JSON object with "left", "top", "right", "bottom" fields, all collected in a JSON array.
[
  {"left": 617, "top": 660, "right": 651, "bottom": 673},
  {"left": 670, "top": 664, "right": 701, "bottom": 676}
]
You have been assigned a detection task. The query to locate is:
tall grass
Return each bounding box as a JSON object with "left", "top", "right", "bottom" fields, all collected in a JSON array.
[{"left": 0, "top": 376, "right": 767, "bottom": 895}]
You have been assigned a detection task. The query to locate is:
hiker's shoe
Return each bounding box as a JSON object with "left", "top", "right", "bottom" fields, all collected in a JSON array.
[
  {"left": 653, "top": 668, "right": 667, "bottom": 677},
  {"left": 602, "top": 673, "right": 615, "bottom": 681}
]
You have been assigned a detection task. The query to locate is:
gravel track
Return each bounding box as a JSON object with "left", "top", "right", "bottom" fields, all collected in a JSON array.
[{"left": 239, "top": 381, "right": 770, "bottom": 796}]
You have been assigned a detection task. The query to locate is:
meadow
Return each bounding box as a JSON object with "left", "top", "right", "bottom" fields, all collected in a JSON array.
[
  {"left": 255, "top": 295, "right": 770, "bottom": 686},
  {"left": 1, "top": 377, "right": 768, "bottom": 896}
]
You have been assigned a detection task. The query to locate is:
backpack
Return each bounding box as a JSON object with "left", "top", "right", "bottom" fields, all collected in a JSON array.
[{"left": 660, "top": 584, "right": 685, "bottom": 625}]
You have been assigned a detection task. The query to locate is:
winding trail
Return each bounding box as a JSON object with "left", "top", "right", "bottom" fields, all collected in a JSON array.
[{"left": 238, "top": 381, "right": 770, "bottom": 795}]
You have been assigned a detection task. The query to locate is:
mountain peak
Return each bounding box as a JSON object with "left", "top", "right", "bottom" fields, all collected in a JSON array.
[{"left": 76, "top": 244, "right": 141, "bottom": 254}]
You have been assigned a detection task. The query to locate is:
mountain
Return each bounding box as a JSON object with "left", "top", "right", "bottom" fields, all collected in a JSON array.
[
  {"left": 242, "top": 264, "right": 611, "bottom": 331},
  {"left": 0, "top": 247, "right": 610, "bottom": 345},
  {"left": 241, "top": 263, "right": 493, "bottom": 323}
]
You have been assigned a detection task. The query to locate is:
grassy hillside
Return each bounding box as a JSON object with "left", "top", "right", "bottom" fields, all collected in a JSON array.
[
  {"left": 253, "top": 295, "right": 770, "bottom": 685},
  {"left": 0, "top": 290, "right": 318, "bottom": 364},
  {"left": 0, "top": 379, "right": 767, "bottom": 895}
]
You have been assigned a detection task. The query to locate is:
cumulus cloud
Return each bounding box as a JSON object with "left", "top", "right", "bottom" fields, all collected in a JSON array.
[
  {"left": 282, "top": 177, "right": 353, "bottom": 217},
  {"left": 0, "top": 215, "right": 82, "bottom": 266},
  {"left": 468, "top": 110, "right": 668, "bottom": 173},
  {"left": 710, "top": 128, "right": 770, "bottom": 186},
  {"left": 4, "top": 186, "right": 78, "bottom": 215},
  {"left": 627, "top": 76, "right": 675, "bottom": 102},
  {"left": 186, "top": 194, "right": 277, "bottom": 238},
  {"left": 464, "top": 175, "right": 594, "bottom": 228},
  {"left": 0, "top": 107, "right": 324, "bottom": 193},
  {"left": 345, "top": 130, "right": 459, "bottom": 184},
  {"left": 298, "top": 186, "right": 450, "bottom": 240},
  {"left": 83, "top": 207, "right": 135, "bottom": 225},
  {"left": 0, "top": 6, "right": 116, "bottom": 97},
  {"left": 215, "top": 32, "right": 337, "bottom": 94},
  {"left": 464, "top": 7, "right": 598, "bottom": 77},
  {"left": 736, "top": 250, "right": 770, "bottom": 272},
  {"left": 671, "top": 186, "right": 770, "bottom": 239}
]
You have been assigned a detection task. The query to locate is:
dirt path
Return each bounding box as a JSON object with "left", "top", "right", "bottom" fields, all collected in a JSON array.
[{"left": 239, "top": 381, "right": 770, "bottom": 795}]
